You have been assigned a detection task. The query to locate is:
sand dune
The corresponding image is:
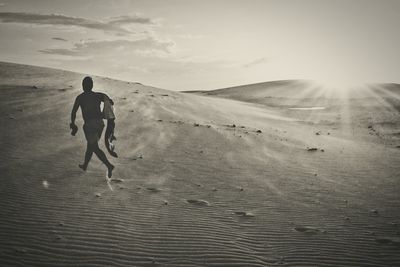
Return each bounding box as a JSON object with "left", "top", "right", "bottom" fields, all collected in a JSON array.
[{"left": 1, "top": 61, "right": 400, "bottom": 266}]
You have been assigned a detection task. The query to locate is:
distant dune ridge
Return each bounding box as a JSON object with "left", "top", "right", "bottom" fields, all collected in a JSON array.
[{"left": 1, "top": 61, "right": 400, "bottom": 266}]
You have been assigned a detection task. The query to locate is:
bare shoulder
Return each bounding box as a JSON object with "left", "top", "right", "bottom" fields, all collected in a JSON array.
[{"left": 76, "top": 93, "right": 83, "bottom": 102}]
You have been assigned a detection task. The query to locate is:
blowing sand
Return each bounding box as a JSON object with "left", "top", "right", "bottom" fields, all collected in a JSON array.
[{"left": 1, "top": 62, "right": 400, "bottom": 266}]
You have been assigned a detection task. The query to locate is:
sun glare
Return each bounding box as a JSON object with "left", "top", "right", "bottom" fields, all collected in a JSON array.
[{"left": 312, "top": 78, "right": 366, "bottom": 99}]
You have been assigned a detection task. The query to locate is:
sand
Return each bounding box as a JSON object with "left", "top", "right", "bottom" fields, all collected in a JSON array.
[{"left": 1, "top": 61, "right": 400, "bottom": 266}]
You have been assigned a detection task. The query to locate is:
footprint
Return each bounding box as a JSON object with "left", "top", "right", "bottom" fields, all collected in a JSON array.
[
  {"left": 14, "top": 247, "right": 27, "bottom": 253},
  {"left": 186, "top": 199, "right": 210, "bottom": 206},
  {"left": 375, "top": 237, "right": 400, "bottom": 246},
  {"left": 110, "top": 178, "right": 124, "bottom": 183}
]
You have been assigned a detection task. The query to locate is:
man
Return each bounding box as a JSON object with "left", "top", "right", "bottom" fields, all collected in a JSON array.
[{"left": 70, "top": 76, "right": 115, "bottom": 178}]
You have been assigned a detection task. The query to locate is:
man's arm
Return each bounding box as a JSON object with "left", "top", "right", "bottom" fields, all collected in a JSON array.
[
  {"left": 71, "top": 96, "right": 80, "bottom": 125},
  {"left": 70, "top": 96, "right": 80, "bottom": 136}
]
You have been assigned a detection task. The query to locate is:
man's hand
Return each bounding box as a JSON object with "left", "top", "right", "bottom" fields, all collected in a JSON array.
[{"left": 70, "top": 122, "right": 78, "bottom": 136}]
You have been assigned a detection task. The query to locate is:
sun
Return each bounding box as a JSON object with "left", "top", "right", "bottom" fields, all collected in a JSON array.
[
  {"left": 312, "top": 78, "right": 366, "bottom": 99},
  {"left": 317, "top": 78, "right": 364, "bottom": 90}
]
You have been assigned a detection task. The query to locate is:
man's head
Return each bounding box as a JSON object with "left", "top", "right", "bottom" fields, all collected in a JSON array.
[{"left": 82, "top": 76, "right": 93, "bottom": 92}]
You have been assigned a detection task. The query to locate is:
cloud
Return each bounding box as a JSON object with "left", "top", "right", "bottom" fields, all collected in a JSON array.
[
  {"left": 0, "top": 12, "right": 154, "bottom": 34},
  {"left": 108, "top": 15, "right": 155, "bottom": 25},
  {"left": 177, "top": 34, "right": 207, "bottom": 40},
  {"left": 243, "top": 57, "right": 269, "bottom": 68},
  {"left": 52, "top": 37, "right": 68, "bottom": 42},
  {"left": 39, "top": 37, "right": 174, "bottom": 57}
]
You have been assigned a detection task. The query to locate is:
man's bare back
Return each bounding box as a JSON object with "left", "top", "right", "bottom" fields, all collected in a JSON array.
[{"left": 75, "top": 91, "right": 105, "bottom": 122}]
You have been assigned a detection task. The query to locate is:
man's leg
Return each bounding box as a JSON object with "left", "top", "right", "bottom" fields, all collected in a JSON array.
[
  {"left": 91, "top": 142, "right": 114, "bottom": 178},
  {"left": 79, "top": 143, "right": 93, "bottom": 171}
]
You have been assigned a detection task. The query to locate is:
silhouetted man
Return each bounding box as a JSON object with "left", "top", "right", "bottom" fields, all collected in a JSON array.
[{"left": 70, "top": 76, "right": 115, "bottom": 178}]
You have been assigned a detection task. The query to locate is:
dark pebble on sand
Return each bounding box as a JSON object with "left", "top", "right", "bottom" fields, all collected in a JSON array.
[
  {"left": 370, "top": 209, "right": 379, "bottom": 215},
  {"left": 147, "top": 187, "right": 161, "bottom": 193},
  {"left": 234, "top": 211, "right": 255, "bottom": 217},
  {"left": 186, "top": 199, "right": 210, "bottom": 206},
  {"left": 294, "top": 226, "right": 320, "bottom": 233}
]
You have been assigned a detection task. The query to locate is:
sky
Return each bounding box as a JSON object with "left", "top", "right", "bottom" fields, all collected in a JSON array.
[{"left": 0, "top": 0, "right": 399, "bottom": 91}]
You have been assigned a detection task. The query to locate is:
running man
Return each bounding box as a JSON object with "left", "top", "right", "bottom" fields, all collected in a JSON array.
[{"left": 70, "top": 76, "right": 115, "bottom": 178}]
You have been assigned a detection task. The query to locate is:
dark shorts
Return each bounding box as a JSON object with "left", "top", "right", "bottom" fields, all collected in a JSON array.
[{"left": 83, "top": 119, "right": 104, "bottom": 144}]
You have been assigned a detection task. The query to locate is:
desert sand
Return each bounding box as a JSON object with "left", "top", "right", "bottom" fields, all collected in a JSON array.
[{"left": 0, "top": 61, "right": 399, "bottom": 266}]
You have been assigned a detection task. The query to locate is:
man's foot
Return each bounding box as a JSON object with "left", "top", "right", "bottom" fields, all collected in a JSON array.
[
  {"left": 107, "top": 164, "right": 115, "bottom": 178},
  {"left": 79, "top": 164, "right": 87, "bottom": 171}
]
